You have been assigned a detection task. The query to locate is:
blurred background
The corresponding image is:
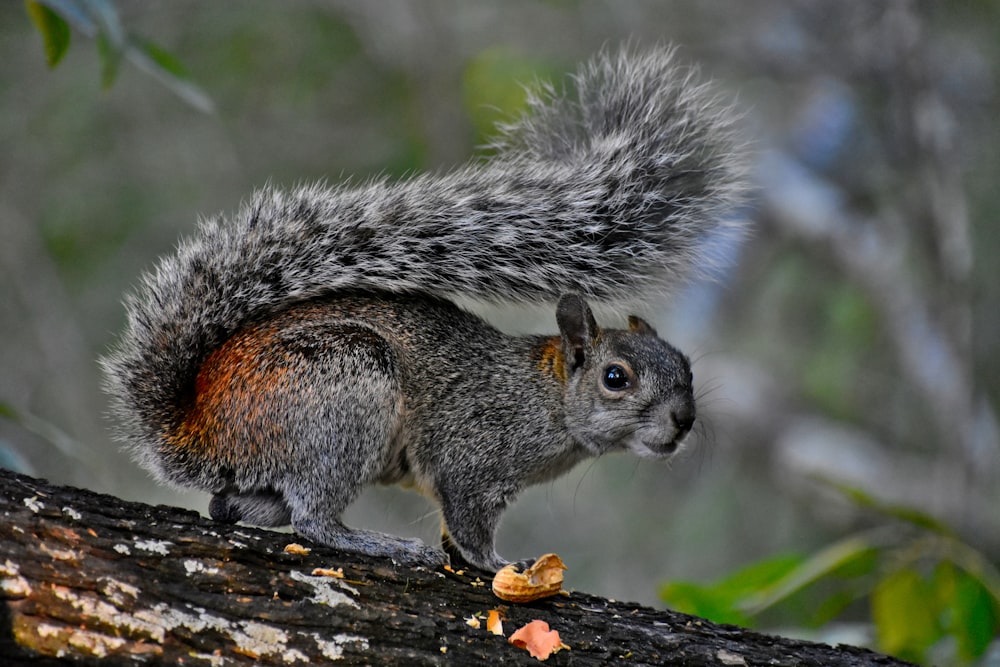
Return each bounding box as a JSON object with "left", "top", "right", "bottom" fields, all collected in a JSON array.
[{"left": 2, "top": 1, "right": 998, "bottom": 660}]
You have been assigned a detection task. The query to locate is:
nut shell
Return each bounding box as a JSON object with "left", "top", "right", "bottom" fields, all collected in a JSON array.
[{"left": 492, "top": 553, "right": 567, "bottom": 603}]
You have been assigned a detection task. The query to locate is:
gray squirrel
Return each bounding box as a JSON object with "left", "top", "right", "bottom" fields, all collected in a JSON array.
[{"left": 101, "top": 47, "right": 745, "bottom": 571}]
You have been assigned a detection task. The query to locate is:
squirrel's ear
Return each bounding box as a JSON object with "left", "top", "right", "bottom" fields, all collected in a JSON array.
[
  {"left": 627, "top": 315, "right": 658, "bottom": 337},
  {"left": 556, "top": 293, "right": 598, "bottom": 371}
]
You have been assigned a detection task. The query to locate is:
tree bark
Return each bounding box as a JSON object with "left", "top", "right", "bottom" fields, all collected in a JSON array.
[{"left": 1, "top": 468, "right": 912, "bottom": 666}]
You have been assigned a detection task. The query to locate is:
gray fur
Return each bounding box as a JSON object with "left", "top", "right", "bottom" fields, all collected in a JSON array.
[{"left": 100, "top": 47, "right": 745, "bottom": 570}]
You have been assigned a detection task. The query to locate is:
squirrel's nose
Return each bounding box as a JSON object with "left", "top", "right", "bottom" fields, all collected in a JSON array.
[{"left": 672, "top": 406, "right": 696, "bottom": 435}]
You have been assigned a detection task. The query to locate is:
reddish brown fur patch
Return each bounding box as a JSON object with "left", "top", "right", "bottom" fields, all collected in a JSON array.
[
  {"left": 171, "top": 324, "right": 292, "bottom": 467},
  {"left": 536, "top": 336, "right": 568, "bottom": 385}
]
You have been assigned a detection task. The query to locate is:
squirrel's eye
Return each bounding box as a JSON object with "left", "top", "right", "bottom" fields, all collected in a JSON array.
[{"left": 602, "top": 364, "right": 630, "bottom": 391}]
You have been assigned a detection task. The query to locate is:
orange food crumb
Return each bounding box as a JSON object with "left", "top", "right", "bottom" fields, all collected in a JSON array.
[
  {"left": 311, "top": 567, "right": 344, "bottom": 578},
  {"left": 509, "top": 620, "right": 569, "bottom": 660},
  {"left": 487, "top": 609, "right": 504, "bottom": 636},
  {"left": 283, "top": 543, "right": 311, "bottom": 555}
]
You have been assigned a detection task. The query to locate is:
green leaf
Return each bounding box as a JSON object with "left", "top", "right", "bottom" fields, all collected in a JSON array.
[
  {"left": 96, "top": 30, "right": 123, "bottom": 89},
  {"left": 659, "top": 581, "right": 751, "bottom": 626},
  {"left": 739, "top": 535, "right": 880, "bottom": 615},
  {"left": 134, "top": 37, "right": 189, "bottom": 78},
  {"left": 717, "top": 553, "right": 807, "bottom": 597},
  {"left": 26, "top": 0, "right": 72, "bottom": 67},
  {"left": 660, "top": 553, "right": 804, "bottom": 627},
  {"left": 945, "top": 537, "right": 1000, "bottom": 610},
  {"left": 943, "top": 567, "right": 1000, "bottom": 661},
  {"left": 872, "top": 567, "right": 942, "bottom": 662}
]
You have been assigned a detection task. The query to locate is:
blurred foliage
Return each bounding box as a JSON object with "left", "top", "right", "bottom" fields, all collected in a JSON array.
[
  {"left": 462, "top": 48, "right": 560, "bottom": 149},
  {"left": 0, "top": 401, "right": 106, "bottom": 483},
  {"left": 661, "top": 480, "right": 1000, "bottom": 665},
  {"left": 25, "top": 0, "right": 212, "bottom": 111},
  {"left": 801, "top": 284, "right": 880, "bottom": 420},
  {"left": 26, "top": 0, "right": 70, "bottom": 67}
]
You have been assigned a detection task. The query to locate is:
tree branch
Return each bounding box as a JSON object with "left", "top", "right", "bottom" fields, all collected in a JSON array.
[{"left": 0, "top": 468, "right": 911, "bottom": 666}]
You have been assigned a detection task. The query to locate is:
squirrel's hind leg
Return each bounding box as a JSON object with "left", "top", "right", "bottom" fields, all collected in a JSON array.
[
  {"left": 209, "top": 490, "right": 291, "bottom": 526},
  {"left": 273, "top": 316, "right": 447, "bottom": 567},
  {"left": 281, "top": 435, "right": 449, "bottom": 567},
  {"left": 283, "top": 460, "right": 448, "bottom": 566}
]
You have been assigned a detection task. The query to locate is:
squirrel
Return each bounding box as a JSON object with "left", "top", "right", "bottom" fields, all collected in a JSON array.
[{"left": 101, "top": 46, "right": 745, "bottom": 572}]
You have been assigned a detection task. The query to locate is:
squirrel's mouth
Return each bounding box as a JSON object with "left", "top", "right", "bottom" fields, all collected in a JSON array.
[
  {"left": 577, "top": 417, "right": 692, "bottom": 460},
  {"left": 615, "top": 410, "right": 694, "bottom": 458},
  {"left": 628, "top": 433, "right": 686, "bottom": 459}
]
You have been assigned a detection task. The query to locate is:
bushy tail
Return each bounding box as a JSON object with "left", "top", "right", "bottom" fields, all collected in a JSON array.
[{"left": 101, "top": 45, "right": 746, "bottom": 467}]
